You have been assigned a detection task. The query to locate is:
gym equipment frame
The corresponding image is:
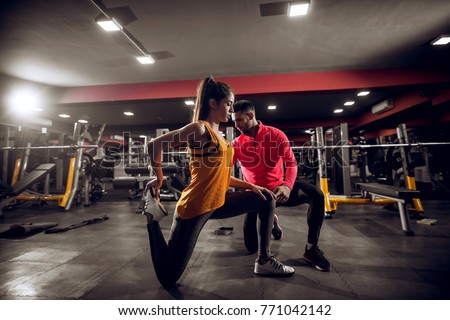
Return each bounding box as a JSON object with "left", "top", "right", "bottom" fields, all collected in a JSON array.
[
  {"left": 310, "top": 124, "right": 442, "bottom": 236},
  {"left": 1, "top": 123, "right": 104, "bottom": 211}
]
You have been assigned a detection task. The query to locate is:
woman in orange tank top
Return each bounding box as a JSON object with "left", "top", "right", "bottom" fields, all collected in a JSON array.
[{"left": 145, "top": 76, "right": 294, "bottom": 287}]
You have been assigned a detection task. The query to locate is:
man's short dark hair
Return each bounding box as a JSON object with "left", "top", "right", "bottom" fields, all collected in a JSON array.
[{"left": 233, "top": 100, "right": 255, "bottom": 113}]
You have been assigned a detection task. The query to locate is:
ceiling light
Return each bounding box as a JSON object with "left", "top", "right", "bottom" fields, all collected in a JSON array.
[
  {"left": 431, "top": 35, "right": 450, "bottom": 46},
  {"left": 136, "top": 55, "right": 155, "bottom": 64},
  {"left": 124, "top": 111, "right": 134, "bottom": 116},
  {"left": 7, "top": 88, "right": 43, "bottom": 114},
  {"left": 78, "top": 119, "right": 89, "bottom": 124},
  {"left": 185, "top": 100, "right": 195, "bottom": 106},
  {"left": 357, "top": 91, "right": 370, "bottom": 96},
  {"left": 288, "top": 1, "right": 310, "bottom": 16},
  {"left": 268, "top": 105, "right": 277, "bottom": 110},
  {"left": 59, "top": 114, "right": 71, "bottom": 118},
  {"left": 96, "top": 19, "right": 121, "bottom": 31},
  {"left": 91, "top": 1, "right": 154, "bottom": 65},
  {"left": 334, "top": 109, "right": 344, "bottom": 113},
  {"left": 95, "top": 13, "right": 122, "bottom": 31},
  {"left": 344, "top": 101, "right": 355, "bottom": 106}
]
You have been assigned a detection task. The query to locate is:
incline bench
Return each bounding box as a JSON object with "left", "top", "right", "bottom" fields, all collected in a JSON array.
[
  {"left": 1, "top": 163, "right": 56, "bottom": 211},
  {"left": 356, "top": 182, "right": 420, "bottom": 236}
]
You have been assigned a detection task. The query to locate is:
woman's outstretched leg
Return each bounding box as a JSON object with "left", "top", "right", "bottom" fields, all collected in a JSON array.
[
  {"left": 211, "top": 191, "right": 294, "bottom": 276},
  {"left": 243, "top": 211, "right": 258, "bottom": 254},
  {"left": 212, "top": 192, "right": 272, "bottom": 256},
  {"left": 256, "top": 198, "right": 275, "bottom": 258}
]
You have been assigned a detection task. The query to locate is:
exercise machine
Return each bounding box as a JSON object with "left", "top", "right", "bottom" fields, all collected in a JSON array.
[
  {"left": 312, "top": 124, "right": 432, "bottom": 235},
  {"left": 0, "top": 163, "right": 55, "bottom": 217},
  {"left": 112, "top": 129, "right": 189, "bottom": 201},
  {"left": 1, "top": 122, "right": 104, "bottom": 212}
]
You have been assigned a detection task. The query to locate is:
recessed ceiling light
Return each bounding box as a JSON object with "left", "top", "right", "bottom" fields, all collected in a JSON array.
[
  {"left": 288, "top": 2, "right": 310, "bottom": 16},
  {"left": 431, "top": 35, "right": 450, "bottom": 46},
  {"left": 185, "top": 100, "right": 195, "bottom": 106},
  {"left": 357, "top": 91, "right": 370, "bottom": 96},
  {"left": 78, "top": 119, "right": 88, "bottom": 123},
  {"left": 124, "top": 111, "right": 134, "bottom": 116},
  {"left": 268, "top": 105, "right": 277, "bottom": 110},
  {"left": 334, "top": 109, "right": 344, "bottom": 113},
  {"left": 344, "top": 101, "right": 355, "bottom": 106},
  {"left": 59, "top": 114, "right": 71, "bottom": 118},
  {"left": 136, "top": 55, "right": 155, "bottom": 64}
]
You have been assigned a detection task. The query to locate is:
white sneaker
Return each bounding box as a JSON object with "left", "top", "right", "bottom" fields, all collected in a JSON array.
[
  {"left": 254, "top": 255, "right": 295, "bottom": 277},
  {"left": 142, "top": 179, "right": 168, "bottom": 222}
]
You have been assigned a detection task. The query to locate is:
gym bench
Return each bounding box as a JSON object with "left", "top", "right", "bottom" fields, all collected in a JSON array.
[
  {"left": 112, "top": 163, "right": 182, "bottom": 200},
  {"left": 1, "top": 163, "right": 56, "bottom": 211},
  {"left": 356, "top": 182, "right": 420, "bottom": 236}
]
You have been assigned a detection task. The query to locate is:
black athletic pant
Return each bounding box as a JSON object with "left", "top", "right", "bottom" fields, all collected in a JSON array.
[
  {"left": 243, "top": 180, "right": 324, "bottom": 254},
  {"left": 147, "top": 191, "right": 275, "bottom": 287}
]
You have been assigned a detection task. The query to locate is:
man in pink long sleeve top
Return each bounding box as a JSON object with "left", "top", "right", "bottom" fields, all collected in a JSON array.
[{"left": 232, "top": 100, "right": 330, "bottom": 271}]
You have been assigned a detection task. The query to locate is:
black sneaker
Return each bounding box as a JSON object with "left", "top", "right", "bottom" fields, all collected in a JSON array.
[
  {"left": 271, "top": 214, "right": 283, "bottom": 240},
  {"left": 303, "top": 245, "right": 330, "bottom": 272}
]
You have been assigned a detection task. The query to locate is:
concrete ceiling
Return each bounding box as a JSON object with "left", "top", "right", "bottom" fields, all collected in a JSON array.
[{"left": 0, "top": 0, "right": 449, "bottom": 138}]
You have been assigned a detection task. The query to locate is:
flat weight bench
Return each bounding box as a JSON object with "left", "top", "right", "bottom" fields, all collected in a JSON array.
[
  {"left": 122, "top": 162, "right": 179, "bottom": 176},
  {"left": 112, "top": 166, "right": 151, "bottom": 193},
  {"left": 113, "top": 162, "right": 180, "bottom": 191},
  {"left": 356, "top": 182, "right": 420, "bottom": 236}
]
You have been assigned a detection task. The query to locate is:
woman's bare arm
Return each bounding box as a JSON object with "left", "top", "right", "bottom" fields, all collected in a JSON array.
[{"left": 148, "top": 122, "right": 206, "bottom": 188}]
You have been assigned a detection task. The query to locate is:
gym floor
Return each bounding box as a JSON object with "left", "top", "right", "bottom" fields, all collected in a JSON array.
[{"left": 0, "top": 188, "right": 449, "bottom": 300}]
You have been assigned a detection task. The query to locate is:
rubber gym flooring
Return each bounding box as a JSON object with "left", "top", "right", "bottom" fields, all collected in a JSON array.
[{"left": 0, "top": 187, "right": 449, "bottom": 300}]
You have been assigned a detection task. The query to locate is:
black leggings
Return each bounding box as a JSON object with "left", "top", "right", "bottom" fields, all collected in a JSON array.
[
  {"left": 147, "top": 191, "right": 275, "bottom": 287},
  {"left": 244, "top": 181, "right": 324, "bottom": 254}
]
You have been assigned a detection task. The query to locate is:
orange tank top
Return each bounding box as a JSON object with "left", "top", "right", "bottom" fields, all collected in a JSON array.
[{"left": 175, "top": 121, "right": 234, "bottom": 219}]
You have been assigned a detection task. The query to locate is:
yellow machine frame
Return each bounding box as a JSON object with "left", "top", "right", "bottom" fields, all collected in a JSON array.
[
  {"left": 13, "top": 157, "right": 76, "bottom": 208},
  {"left": 5, "top": 123, "right": 100, "bottom": 211},
  {"left": 314, "top": 125, "right": 424, "bottom": 216}
]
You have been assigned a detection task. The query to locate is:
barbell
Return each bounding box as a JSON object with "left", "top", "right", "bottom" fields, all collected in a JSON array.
[
  {"left": 154, "top": 142, "right": 450, "bottom": 155},
  {"left": 5, "top": 141, "right": 448, "bottom": 152},
  {"left": 1, "top": 144, "right": 99, "bottom": 151},
  {"left": 291, "top": 141, "right": 450, "bottom": 150}
]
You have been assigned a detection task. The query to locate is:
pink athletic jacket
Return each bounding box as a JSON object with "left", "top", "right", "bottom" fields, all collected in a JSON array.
[{"left": 232, "top": 122, "right": 297, "bottom": 190}]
